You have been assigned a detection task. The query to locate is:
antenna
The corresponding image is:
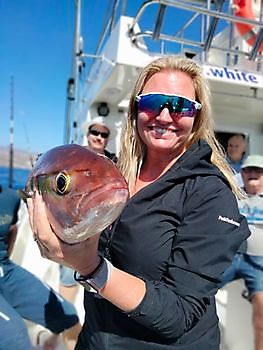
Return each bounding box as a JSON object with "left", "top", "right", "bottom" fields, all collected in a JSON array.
[
  {"left": 8, "top": 75, "right": 14, "bottom": 188},
  {"left": 64, "top": 0, "right": 82, "bottom": 144}
]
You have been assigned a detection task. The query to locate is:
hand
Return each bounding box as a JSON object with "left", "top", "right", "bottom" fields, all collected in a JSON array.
[{"left": 27, "top": 192, "right": 101, "bottom": 275}]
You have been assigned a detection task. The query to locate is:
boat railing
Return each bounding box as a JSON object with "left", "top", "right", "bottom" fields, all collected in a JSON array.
[
  {"left": 82, "top": 0, "right": 263, "bottom": 89},
  {"left": 127, "top": 0, "right": 263, "bottom": 62}
]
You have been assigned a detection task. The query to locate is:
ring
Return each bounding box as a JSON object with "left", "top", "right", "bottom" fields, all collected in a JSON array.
[{"left": 33, "top": 233, "right": 49, "bottom": 259}]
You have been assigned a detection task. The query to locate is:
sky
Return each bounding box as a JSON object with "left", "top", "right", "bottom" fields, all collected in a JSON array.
[
  {"left": 0, "top": 1, "right": 152, "bottom": 155},
  {"left": 0, "top": 1, "right": 229, "bottom": 156},
  {"left": 1, "top": 1, "right": 76, "bottom": 154},
  {"left": 0, "top": 0, "right": 119, "bottom": 155}
]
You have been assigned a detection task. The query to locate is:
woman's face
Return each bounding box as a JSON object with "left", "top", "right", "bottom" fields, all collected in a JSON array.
[{"left": 137, "top": 70, "right": 197, "bottom": 157}]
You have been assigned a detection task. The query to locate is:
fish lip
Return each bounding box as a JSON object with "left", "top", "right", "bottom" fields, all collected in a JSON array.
[
  {"left": 61, "top": 197, "right": 127, "bottom": 244},
  {"left": 57, "top": 187, "right": 129, "bottom": 244},
  {"left": 73, "top": 182, "right": 129, "bottom": 204},
  {"left": 74, "top": 186, "right": 129, "bottom": 218},
  {"left": 46, "top": 183, "right": 129, "bottom": 244}
]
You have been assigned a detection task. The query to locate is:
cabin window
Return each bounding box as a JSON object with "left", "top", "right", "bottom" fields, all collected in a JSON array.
[{"left": 215, "top": 131, "right": 249, "bottom": 154}]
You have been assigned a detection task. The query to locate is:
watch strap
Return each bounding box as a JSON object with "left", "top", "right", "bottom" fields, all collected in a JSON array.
[{"left": 74, "top": 257, "right": 113, "bottom": 293}]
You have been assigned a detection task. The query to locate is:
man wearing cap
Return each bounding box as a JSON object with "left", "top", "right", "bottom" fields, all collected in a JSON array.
[
  {"left": 220, "top": 155, "right": 263, "bottom": 350},
  {"left": 59, "top": 117, "right": 117, "bottom": 311},
  {"left": 82, "top": 116, "right": 117, "bottom": 163}
]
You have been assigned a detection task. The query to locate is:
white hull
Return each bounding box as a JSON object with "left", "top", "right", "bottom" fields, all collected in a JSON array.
[{"left": 217, "top": 282, "right": 253, "bottom": 350}]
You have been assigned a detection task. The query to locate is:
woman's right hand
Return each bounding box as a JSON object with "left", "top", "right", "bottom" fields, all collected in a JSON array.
[{"left": 27, "top": 192, "right": 101, "bottom": 276}]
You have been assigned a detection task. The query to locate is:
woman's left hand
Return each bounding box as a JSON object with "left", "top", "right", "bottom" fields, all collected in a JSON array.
[{"left": 27, "top": 192, "right": 101, "bottom": 275}]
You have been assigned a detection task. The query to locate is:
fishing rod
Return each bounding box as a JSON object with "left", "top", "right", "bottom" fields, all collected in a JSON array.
[
  {"left": 23, "top": 122, "right": 34, "bottom": 168},
  {"left": 64, "top": 0, "right": 82, "bottom": 145}
]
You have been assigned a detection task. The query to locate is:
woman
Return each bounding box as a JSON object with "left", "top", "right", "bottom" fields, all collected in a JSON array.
[{"left": 28, "top": 56, "right": 250, "bottom": 349}]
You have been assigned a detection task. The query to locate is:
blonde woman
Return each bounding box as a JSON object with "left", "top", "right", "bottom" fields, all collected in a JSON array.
[{"left": 28, "top": 56, "right": 249, "bottom": 350}]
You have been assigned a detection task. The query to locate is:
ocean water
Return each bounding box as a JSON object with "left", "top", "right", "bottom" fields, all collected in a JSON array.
[{"left": 0, "top": 166, "right": 30, "bottom": 190}]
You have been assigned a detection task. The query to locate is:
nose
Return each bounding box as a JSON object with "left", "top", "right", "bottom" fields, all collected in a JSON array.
[{"left": 155, "top": 107, "right": 173, "bottom": 123}]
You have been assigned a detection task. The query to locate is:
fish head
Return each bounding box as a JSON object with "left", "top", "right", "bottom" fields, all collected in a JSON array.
[{"left": 24, "top": 144, "right": 129, "bottom": 244}]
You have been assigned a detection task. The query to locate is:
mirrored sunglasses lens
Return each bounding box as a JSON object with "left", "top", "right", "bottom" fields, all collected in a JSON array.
[
  {"left": 138, "top": 94, "right": 161, "bottom": 116},
  {"left": 138, "top": 94, "right": 197, "bottom": 118},
  {"left": 171, "top": 97, "right": 195, "bottom": 113},
  {"left": 170, "top": 98, "right": 197, "bottom": 118}
]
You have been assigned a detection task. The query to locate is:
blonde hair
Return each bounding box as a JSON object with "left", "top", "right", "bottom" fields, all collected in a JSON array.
[{"left": 117, "top": 55, "right": 244, "bottom": 198}]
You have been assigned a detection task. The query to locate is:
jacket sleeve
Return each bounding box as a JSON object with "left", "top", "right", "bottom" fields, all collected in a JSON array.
[{"left": 127, "top": 176, "right": 250, "bottom": 339}]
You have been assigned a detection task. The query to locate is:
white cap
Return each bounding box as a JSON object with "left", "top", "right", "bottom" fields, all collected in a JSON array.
[{"left": 241, "top": 155, "right": 263, "bottom": 169}]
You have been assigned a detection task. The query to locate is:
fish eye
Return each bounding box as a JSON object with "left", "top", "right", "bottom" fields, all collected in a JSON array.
[{"left": 55, "top": 172, "right": 70, "bottom": 195}]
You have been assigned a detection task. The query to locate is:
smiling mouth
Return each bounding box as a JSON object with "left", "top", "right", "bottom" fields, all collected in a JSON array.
[{"left": 148, "top": 126, "right": 177, "bottom": 134}]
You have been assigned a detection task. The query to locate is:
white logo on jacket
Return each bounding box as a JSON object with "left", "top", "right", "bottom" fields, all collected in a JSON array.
[{"left": 218, "top": 215, "right": 240, "bottom": 227}]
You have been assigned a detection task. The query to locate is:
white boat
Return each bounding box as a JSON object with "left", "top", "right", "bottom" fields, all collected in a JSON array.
[
  {"left": 12, "top": 0, "right": 263, "bottom": 349},
  {"left": 64, "top": 1, "right": 263, "bottom": 349}
]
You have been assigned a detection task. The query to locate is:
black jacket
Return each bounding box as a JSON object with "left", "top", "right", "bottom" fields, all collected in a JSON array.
[
  {"left": 76, "top": 140, "right": 250, "bottom": 350},
  {"left": 104, "top": 149, "right": 118, "bottom": 163}
]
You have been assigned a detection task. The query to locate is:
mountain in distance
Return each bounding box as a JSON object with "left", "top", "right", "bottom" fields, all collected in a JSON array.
[{"left": 0, "top": 146, "right": 36, "bottom": 169}]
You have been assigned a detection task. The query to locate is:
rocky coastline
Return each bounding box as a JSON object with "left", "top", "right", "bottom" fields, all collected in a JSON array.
[{"left": 0, "top": 146, "right": 35, "bottom": 169}]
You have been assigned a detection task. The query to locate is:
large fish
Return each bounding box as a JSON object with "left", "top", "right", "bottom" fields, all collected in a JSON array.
[{"left": 20, "top": 144, "right": 129, "bottom": 244}]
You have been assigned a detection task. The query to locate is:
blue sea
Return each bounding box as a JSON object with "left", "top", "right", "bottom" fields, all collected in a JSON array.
[{"left": 0, "top": 166, "right": 30, "bottom": 190}]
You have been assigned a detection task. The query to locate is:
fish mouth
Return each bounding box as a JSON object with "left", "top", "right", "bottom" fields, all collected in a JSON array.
[
  {"left": 51, "top": 184, "right": 129, "bottom": 244},
  {"left": 74, "top": 182, "right": 129, "bottom": 208},
  {"left": 61, "top": 195, "right": 127, "bottom": 243}
]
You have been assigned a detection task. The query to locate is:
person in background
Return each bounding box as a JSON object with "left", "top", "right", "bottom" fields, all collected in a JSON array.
[
  {"left": 226, "top": 133, "right": 247, "bottom": 187},
  {"left": 0, "top": 185, "right": 81, "bottom": 350},
  {"left": 59, "top": 116, "right": 118, "bottom": 306},
  {"left": 227, "top": 133, "right": 247, "bottom": 173},
  {"left": 27, "top": 55, "right": 249, "bottom": 350},
  {"left": 220, "top": 155, "right": 263, "bottom": 350},
  {"left": 82, "top": 115, "right": 118, "bottom": 162}
]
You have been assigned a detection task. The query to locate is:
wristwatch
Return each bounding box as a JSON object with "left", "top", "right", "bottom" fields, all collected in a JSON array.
[{"left": 74, "top": 257, "right": 113, "bottom": 293}]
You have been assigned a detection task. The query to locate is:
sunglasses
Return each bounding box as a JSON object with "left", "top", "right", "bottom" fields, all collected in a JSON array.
[
  {"left": 136, "top": 93, "right": 202, "bottom": 119},
  {"left": 89, "top": 129, "right": 109, "bottom": 139}
]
